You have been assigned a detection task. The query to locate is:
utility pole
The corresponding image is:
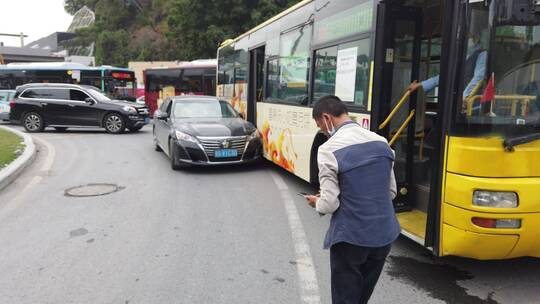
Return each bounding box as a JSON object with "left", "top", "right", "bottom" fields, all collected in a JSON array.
[{"left": 0, "top": 32, "right": 29, "bottom": 47}]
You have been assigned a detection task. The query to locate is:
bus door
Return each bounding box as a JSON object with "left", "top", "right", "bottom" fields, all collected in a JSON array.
[
  {"left": 375, "top": 3, "right": 424, "bottom": 210},
  {"left": 248, "top": 46, "right": 265, "bottom": 125}
]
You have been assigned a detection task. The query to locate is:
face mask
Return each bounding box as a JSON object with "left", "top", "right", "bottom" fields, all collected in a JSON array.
[{"left": 324, "top": 117, "right": 336, "bottom": 137}]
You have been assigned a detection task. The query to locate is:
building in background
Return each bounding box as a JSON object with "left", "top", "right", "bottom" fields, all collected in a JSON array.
[{"left": 0, "top": 6, "right": 95, "bottom": 65}]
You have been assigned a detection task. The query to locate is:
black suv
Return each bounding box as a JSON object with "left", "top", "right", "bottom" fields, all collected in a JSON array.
[{"left": 10, "top": 83, "right": 150, "bottom": 134}]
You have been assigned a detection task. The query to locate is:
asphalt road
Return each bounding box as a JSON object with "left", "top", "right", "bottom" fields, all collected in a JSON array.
[{"left": 0, "top": 123, "right": 538, "bottom": 304}]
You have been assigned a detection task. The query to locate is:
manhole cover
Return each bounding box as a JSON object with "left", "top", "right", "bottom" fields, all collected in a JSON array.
[{"left": 65, "top": 183, "right": 122, "bottom": 197}]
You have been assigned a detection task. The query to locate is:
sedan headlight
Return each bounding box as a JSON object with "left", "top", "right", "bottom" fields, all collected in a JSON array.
[
  {"left": 247, "top": 129, "right": 260, "bottom": 141},
  {"left": 473, "top": 190, "right": 518, "bottom": 208},
  {"left": 175, "top": 130, "right": 198, "bottom": 143},
  {"left": 123, "top": 105, "right": 137, "bottom": 113}
]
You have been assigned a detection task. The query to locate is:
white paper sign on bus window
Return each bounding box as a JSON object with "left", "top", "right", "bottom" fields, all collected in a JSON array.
[{"left": 335, "top": 47, "right": 358, "bottom": 102}]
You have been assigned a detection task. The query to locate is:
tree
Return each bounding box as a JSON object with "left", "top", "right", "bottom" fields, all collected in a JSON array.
[
  {"left": 166, "top": 0, "right": 299, "bottom": 60},
  {"left": 64, "top": 0, "right": 99, "bottom": 15},
  {"left": 65, "top": 0, "right": 301, "bottom": 65},
  {"left": 95, "top": 30, "right": 131, "bottom": 67}
]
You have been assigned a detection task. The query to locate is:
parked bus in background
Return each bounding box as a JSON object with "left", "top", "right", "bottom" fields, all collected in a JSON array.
[
  {"left": 0, "top": 62, "right": 137, "bottom": 101},
  {"left": 217, "top": 0, "right": 540, "bottom": 260},
  {"left": 143, "top": 59, "right": 216, "bottom": 115}
]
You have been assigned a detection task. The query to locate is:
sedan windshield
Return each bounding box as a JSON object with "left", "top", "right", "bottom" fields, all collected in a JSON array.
[{"left": 173, "top": 99, "right": 238, "bottom": 119}]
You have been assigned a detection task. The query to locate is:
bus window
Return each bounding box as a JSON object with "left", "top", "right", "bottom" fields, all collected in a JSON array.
[
  {"left": 458, "top": 3, "right": 540, "bottom": 128},
  {"left": 269, "top": 24, "right": 312, "bottom": 105},
  {"left": 313, "top": 39, "right": 371, "bottom": 108}
]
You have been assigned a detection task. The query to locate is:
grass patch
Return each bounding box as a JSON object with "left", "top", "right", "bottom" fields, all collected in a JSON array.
[{"left": 0, "top": 129, "right": 24, "bottom": 169}]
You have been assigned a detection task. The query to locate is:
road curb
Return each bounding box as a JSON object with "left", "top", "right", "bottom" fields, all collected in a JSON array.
[{"left": 0, "top": 126, "right": 36, "bottom": 192}]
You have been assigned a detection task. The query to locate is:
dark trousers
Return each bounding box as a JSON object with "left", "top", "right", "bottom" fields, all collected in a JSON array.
[{"left": 330, "top": 242, "right": 392, "bottom": 304}]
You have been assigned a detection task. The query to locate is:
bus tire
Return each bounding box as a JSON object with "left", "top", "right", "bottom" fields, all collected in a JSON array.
[
  {"left": 22, "top": 112, "right": 45, "bottom": 133},
  {"left": 103, "top": 113, "right": 126, "bottom": 134},
  {"left": 309, "top": 132, "right": 328, "bottom": 187}
]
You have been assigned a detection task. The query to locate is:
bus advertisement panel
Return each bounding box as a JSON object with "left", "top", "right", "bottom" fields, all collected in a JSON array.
[{"left": 217, "top": 0, "right": 540, "bottom": 260}]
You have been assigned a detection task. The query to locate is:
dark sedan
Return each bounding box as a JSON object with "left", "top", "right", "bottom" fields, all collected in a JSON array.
[{"left": 152, "top": 96, "right": 262, "bottom": 170}]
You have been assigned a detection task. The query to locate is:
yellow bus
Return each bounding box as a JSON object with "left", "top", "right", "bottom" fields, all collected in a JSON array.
[{"left": 217, "top": 0, "right": 540, "bottom": 260}]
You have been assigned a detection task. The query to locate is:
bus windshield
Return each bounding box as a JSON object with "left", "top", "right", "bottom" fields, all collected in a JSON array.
[{"left": 456, "top": 2, "right": 540, "bottom": 131}]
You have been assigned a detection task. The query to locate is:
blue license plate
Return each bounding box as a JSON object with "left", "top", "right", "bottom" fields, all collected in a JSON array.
[
  {"left": 215, "top": 149, "right": 238, "bottom": 158},
  {"left": 144, "top": 117, "right": 150, "bottom": 124}
]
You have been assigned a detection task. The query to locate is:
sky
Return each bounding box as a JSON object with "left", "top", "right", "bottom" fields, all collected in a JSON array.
[{"left": 0, "top": 0, "right": 73, "bottom": 47}]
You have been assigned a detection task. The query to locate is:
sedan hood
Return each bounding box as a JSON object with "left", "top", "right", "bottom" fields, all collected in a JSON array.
[{"left": 174, "top": 118, "right": 254, "bottom": 137}]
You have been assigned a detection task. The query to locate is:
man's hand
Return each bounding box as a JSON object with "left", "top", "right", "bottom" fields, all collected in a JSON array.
[
  {"left": 304, "top": 195, "right": 319, "bottom": 209},
  {"left": 407, "top": 80, "right": 422, "bottom": 93}
]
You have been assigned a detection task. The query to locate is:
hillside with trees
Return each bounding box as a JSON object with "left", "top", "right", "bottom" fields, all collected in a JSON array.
[{"left": 64, "top": 0, "right": 299, "bottom": 66}]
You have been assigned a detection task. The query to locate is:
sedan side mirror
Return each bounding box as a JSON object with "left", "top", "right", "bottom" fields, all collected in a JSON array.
[
  {"left": 84, "top": 97, "right": 95, "bottom": 105},
  {"left": 157, "top": 112, "right": 170, "bottom": 120},
  {"left": 239, "top": 112, "right": 246, "bottom": 120}
]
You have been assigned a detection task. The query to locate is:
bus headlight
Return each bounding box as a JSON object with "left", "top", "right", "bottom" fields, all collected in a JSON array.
[
  {"left": 175, "top": 130, "right": 198, "bottom": 143},
  {"left": 473, "top": 191, "right": 518, "bottom": 208}
]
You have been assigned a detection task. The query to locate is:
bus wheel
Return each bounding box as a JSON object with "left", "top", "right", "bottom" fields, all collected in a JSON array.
[
  {"left": 23, "top": 112, "right": 45, "bottom": 133},
  {"left": 310, "top": 132, "right": 328, "bottom": 187},
  {"left": 104, "top": 113, "right": 126, "bottom": 134}
]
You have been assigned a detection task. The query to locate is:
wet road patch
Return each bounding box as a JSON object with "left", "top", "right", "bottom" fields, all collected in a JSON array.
[
  {"left": 387, "top": 255, "right": 498, "bottom": 304},
  {"left": 69, "top": 228, "right": 89, "bottom": 238}
]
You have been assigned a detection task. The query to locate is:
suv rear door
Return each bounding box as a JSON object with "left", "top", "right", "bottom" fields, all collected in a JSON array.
[{"left": 20, "top": 88, "right": 71, "bottom": 126}]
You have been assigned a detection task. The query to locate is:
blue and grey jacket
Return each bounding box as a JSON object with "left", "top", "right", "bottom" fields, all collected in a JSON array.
[{"left": 316, "top": 121, "right": 401, "bottom": 249}]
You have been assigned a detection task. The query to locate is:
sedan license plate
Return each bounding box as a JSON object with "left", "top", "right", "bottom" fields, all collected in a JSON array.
[{"left": 215, "top": 149, "right": 238, "bottom": 158}]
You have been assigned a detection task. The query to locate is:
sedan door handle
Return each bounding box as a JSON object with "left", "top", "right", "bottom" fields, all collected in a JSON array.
[
  {"left": 40, "top": 102, "right": 48, "bottom": 106},
  {"left": 68, "top": 104, "right": 76, "bottom": 107}
]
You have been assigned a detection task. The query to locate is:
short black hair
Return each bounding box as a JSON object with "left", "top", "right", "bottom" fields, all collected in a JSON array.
[{"left": 312, "top": 95, "right": 348, "bottom": 119}]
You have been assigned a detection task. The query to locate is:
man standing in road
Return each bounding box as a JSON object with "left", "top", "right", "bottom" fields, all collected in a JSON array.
[{"left": 304, "top": 95, "right": 400, "bottom": 304}]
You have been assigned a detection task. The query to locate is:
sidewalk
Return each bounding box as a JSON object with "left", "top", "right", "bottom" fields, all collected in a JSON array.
[{"left": 0, "top": 126, "right": 35, "bottom": 192}]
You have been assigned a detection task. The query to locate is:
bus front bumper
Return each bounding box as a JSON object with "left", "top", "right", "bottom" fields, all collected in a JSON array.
[{"left": 442, "top": 203, "right": 540, "bottom": 260}]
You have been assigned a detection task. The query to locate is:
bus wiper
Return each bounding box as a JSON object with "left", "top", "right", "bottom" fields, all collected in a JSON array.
[{"left": 503, "top": 133, "right": 540, "bottom": 152}]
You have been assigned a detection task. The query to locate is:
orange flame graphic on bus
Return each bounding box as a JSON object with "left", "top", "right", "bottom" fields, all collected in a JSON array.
[{"left": 261, "top": 121, "right": 297, "bottom": 172}]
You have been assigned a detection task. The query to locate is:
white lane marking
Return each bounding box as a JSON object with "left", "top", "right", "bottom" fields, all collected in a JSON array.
[
  {"left": 270, "top": 171, "right": 321, "bottom": 304},
  {"left": 0, "top": 136, "right": 56, "bottom": 220}
]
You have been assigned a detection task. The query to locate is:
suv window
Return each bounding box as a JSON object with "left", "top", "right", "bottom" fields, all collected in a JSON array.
[
  {"left": 70, "top": 89, "right": 91, "bottom": 102},
  {"left": 21, "top": 88, "right": 69, "bottom": 100}
]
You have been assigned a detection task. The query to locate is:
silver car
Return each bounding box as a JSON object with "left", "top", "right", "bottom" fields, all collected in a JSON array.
[{"left": 0, "top": 90, "right": 16, "bottom": 121}]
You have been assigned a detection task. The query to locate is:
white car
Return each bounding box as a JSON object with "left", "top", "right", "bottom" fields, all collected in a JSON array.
[{"left": 0, "top": 90, "right": 15, "bottom": 121}]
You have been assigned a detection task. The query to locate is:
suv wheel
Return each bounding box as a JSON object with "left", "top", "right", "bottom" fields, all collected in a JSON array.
[
  {"left": 104, "top": 113, "right": 125, "bottom": 134},
  {"left": 23, "top": 112, "right": 45, "bottom": 133}
]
